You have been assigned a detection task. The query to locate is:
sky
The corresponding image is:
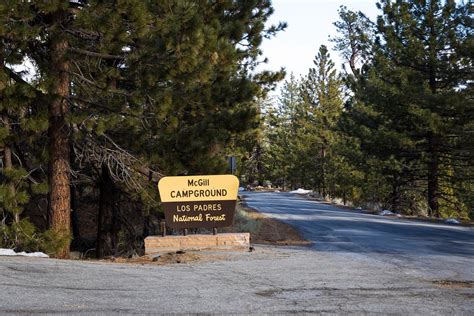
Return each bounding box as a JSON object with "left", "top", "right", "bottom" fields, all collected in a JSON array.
[{"left": 259, "top": 0, "right": 380, "bottom": 79}]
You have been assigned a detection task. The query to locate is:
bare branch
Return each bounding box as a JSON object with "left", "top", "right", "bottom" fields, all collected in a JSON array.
[
  {"left": 68, "top": 47, "right": 124, "bottom": 60},
  {"left": 73, "top": 132, "right": 164, "bottom": 193}
]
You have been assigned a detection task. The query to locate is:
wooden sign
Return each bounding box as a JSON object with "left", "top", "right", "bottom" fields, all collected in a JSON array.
[{"left": 158, "top": 175, "right": 239, "bottom": 229}]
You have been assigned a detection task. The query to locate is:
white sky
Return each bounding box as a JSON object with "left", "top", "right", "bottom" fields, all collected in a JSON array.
[{"left": 259, "top": 0, "right": 380, "bottom": 79}]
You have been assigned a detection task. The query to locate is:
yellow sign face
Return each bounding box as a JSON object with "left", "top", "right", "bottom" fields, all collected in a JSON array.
[
  {"left": 158, "top": 175, "right": 239, "bottom": 202},
  {"left": 158, "top": 175, "right": 239, "bottom": 229},
  {"left": 158, "top": 175, "right": 240, "bottom": 229}
]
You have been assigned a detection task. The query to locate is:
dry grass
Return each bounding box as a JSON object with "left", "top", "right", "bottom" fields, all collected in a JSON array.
[
  {"left": 432, "top": 280, "right": 474, "bottom": 289},
  {"left": 232, "top": 205, "right": 311, "bottom": 246}
]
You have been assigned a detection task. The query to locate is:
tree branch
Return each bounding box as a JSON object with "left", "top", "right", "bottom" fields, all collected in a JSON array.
[{"left": 68, "top": 47, "right": 124, "bottom": 60}]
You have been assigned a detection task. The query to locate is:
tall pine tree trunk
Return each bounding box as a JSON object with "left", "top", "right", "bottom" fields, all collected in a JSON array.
[
  {"left": 71, "top": 184, "right": 80, "bottom": 245},
  {"left": 48, "top": 10, "right": 71, "bottom": 258},
  {"left": 1, "top": 54, "right": 19, "bottom": 230},
  {"left": 1, "top": 116, "right": 18, "bottom": 224},
  {"left": 391, "top": 177, "right": 401, "bottom": 212},
  {"left": 426, "top": 9, "right": 440, "bottom": 218},
  {"left": 3, "top": 134, "right": 17, "bottom": 224},
  {"left": 142, "top": 171, "right": 153, "bottom": 238},
  {"left": 97, "top": 165, "right": 120, "bottom": 258},
  {"left": 0, "top": 56, "right": 17, "bottom": 224},
  {"left": 427, "top": 134, "right": 440, "bottom": 217},
  {"left": 321, "top": 144, "right": 326, "bottom": 198}
]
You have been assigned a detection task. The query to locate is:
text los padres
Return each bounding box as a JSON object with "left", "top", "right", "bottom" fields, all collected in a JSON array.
[{"left": 171, "top": 178, "right": 228, "bottom": 223}]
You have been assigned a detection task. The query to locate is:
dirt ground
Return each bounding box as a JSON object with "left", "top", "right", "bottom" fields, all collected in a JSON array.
[{"left": 99, "top": 251, "right": 231, "bottom": 266}]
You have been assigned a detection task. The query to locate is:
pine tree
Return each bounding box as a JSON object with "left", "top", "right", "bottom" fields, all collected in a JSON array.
[
  {"left": 260, "top": 46, "right": 345, "bottom": 195},
  {"left": 332, "top": 4, "right": 410, "bottom": 210},
  {"left": 134, "top": 1, "right": 285, "bottom": 176},
  {"left": 1, "top": 0, "right": 286, "bottom": 256},
  {"left": 302, "top": 45, "right": 344, "bottom": 197},
  {"left": 330, "top": 5, "right": 374, "bottom": 76},
  {"left": 263, "top": 74, "right": 312, "bottom": 189},
  {"left": 345, "top": 0, "right": 473, "bottom": 217},
  {"left": 0, "top": 3, "right": 51, "bottom": 250}
]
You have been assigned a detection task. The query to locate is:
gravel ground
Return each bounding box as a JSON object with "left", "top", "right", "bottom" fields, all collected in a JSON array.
[
  {"left": 1, "top": 192, "right": 473, "bottom": 314},
  {"left": 0, "top": 246, "right": 472, "bottom": 314}
]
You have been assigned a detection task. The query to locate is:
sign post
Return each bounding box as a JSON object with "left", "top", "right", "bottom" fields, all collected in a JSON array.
[
  {"left": 228, "top": 156, "right": 237, "bottom": 175},
  {"left": 158, "top": 175, "right": 239, "bottom": 230}
]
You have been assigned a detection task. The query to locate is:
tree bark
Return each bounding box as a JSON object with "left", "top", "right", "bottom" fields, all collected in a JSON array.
[
  {"left": 426, "top": 6, "right": 440, "bottom": 218},
  {"left": 348, "top": 22, "right": 358, "bottom": 76},
  {"left": 0, "top": 55, "right": 18, "bottom": 224},
  {"left": 391, "top": 178, "right": 401, "bottom": 212},
  {"left": 3, "top": 137, "right": 17, "bottom": 223},
  {"left": 321, "top": 144, "right": 326, "bottom": 198},
  {"left": 48, "top": 10, "right": 71, "bottom": 258},
  {"left": 97, "top": 165, "right": 120, "bottom": 258},
  {"left": 1, "top": 116, "right": 18, "bottom": 224},
  {"left": 70, "top": 184, "right": 80, "bottom": 243},
  {"left": 427, "top": 134, "right": 440, "bottom": 217},
  {"left": 142, "top": 171, "right": 153, "bottom": 238}
]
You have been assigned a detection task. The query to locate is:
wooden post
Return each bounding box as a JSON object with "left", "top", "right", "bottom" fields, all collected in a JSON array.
[{"left": 160, "top": 220, "right": 166, "bottom": 237}]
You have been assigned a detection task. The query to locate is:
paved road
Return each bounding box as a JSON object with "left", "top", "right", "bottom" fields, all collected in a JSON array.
[
  {"left": 244, "top": 192, "right": 474, "bottom": 279},
  {"left": 0, "top": 192, "right": 473, "bottom": 314}
]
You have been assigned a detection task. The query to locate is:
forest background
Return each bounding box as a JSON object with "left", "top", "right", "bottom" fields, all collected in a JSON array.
[{"left": 0, "top": 0, "right": 472, "bottom": 258}]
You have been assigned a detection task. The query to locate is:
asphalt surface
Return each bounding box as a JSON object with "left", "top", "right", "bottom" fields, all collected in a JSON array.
[
  {"left": 0, "top": 192, "right": 473, "bottom": 314},
  {"left": 243, "top": 192, "right": 474, "bottom": 280}
]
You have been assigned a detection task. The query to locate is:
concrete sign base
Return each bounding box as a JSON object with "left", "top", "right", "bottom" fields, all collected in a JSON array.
[{"left": 144, "top": 233, "right": 250, "bottom": 255}]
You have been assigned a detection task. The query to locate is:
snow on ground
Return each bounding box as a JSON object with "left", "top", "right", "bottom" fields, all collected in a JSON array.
[
  {"left": 378, "top": 210, "right": 403, "bottom": 217},
  {"left": 444, "top": 218, "right": 460, "bottom": 224},
  {"left": 289, "top": 188, "right": 312, "bottom": 194},
  {"left": 0, "top": 248, "right": 49, "bottom": 258}
]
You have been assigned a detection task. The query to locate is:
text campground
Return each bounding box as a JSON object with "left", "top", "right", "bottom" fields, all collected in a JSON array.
[{"left": 170, "top": 188, "right": 228, "bottom": 199}]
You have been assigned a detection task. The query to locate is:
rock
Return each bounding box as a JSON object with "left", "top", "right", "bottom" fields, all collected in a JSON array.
[{"left": 145, "top": 233, "right": 250, "bottom": 255}]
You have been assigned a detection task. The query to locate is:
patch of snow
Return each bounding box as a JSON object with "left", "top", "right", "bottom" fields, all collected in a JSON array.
[
  {"left": 22, "top": 252, "right": 49, "bottom": 258},
  {"left": 444, "top": 218, "right": 460, "bottom": 225},
  {"left": 274, "top": 190, "right": 280, "bottom": 193},
  {"left": 238, "top": 187, "right": 245, "bottom": 192},
  {"left": 355, "top": 207, "right": 362, "bottom": 210},
  {"left": 0, "top": 249, "right": 16, "bottom": 256},
  {"left": 0, "top": 248, "right": 49, "bottom": 258},
  {"left": 289, "top": 188, "right": 312, "bottom": 194},
  {"left": 379, "top": 210, "right": 395, "bottom": 216}
]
